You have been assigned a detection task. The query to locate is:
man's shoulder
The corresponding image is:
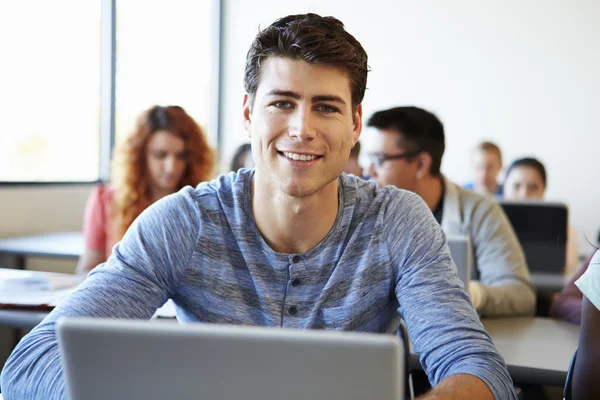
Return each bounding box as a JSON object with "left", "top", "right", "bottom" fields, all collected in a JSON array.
[{"left": 452, "top": 180, "right": 501, "bottom": 213}]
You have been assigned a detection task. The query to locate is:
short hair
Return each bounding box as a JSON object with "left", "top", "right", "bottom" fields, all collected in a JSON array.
[
  {"left": 505, "top": 157, "right": 547, "bottom": 188},
  {"left": 349, "top": 141, "right": 361, "bottom": 159},
  {"left": 244, "top": 13, "right": 369, "bottom": 111},
  {"left": 475, "top": 141, "right": 502, "bottom": 163},
  {"left": 366, "top": 106, "right": 445, "bottom": 176},
  {"left": 230, "top": 143, "right": 252, "bottom": 172}
]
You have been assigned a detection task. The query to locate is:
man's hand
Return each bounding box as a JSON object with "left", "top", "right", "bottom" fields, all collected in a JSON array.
[{"left": 417, "top": 374, "right": 495, "bottom": 400}]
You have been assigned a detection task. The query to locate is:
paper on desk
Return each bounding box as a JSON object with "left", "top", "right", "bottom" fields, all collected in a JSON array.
[
  {"left": 0, "top": 269, "right": 83, "bottom": 292},
  {"left": 0, "top": 287, "right": 77, "bottom": 308}
]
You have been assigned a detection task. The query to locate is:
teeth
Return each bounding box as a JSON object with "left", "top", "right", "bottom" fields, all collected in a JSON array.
[{"left": 283, "top": 152, "right": 317, "bottom": 162}]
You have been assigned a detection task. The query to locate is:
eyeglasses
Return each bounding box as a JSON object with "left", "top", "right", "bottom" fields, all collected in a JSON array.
[{"left": 367, "top": 151, "right": 420, "bottom": 168}]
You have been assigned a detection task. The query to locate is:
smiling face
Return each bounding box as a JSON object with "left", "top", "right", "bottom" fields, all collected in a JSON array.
[{"left": 243, "top": 57, "right": 362, "bottom": 198}]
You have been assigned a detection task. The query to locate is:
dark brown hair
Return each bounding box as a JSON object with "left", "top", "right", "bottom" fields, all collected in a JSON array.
[{"left": 244, "top": 13, "right": 369, "bottom": 111}]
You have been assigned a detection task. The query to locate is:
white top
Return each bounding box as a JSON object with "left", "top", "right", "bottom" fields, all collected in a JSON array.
[{"left": 575, "top": 250, "right": 600, "bottom": 310}]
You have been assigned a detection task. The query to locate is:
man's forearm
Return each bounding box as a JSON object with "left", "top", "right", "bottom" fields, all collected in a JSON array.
[{"left": 417, "top": 374, "right": 494, "bottom": 400}]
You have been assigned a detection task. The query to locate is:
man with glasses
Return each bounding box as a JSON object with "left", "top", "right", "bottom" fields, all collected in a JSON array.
[{"left": 365, "top": 106, "right": 535, "bottom": 318}]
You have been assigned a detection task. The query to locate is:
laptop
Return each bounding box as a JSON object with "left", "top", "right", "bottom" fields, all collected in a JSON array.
[
  {"left": 57, "top": 318, "right": 404, "bottom": 400},
  {"left": 499, "top": 200, "right": 568, "bottom": 274},
  {"left": 447, "top": 235, "right": 472, "bottom": 288}
]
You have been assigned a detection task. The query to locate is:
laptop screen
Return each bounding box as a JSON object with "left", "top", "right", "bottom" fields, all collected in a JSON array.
[{"left": 499, "top": 200, "right": 568, "bottom": 274}]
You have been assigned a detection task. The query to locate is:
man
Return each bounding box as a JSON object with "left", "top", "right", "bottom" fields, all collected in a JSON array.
[
  {"left": 464, "top": 141, "right": 504, "bottom": 196},
  {"left": 365, "top": 106, "right": 535, "bottom": 318},
  {"left": 1, "top": 15, "right": 516, "bottom": 399}
]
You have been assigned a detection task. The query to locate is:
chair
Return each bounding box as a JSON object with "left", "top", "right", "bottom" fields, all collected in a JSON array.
[{"left": 563, "top": 349, "right": 577, "bottom": 400}]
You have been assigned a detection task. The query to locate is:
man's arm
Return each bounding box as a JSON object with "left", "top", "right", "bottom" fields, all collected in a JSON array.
[
  {"left": 385, "top": 191, "right": 517, "bottom": 400},
  {"left": 468, "top": 198, "right": 536, "bottom": 317},
  {"left": 0, "top": 189, "right": 201, "bottom": 400},
  {"left": 418, "top": 374, "right": 493, "bottom": 400}
]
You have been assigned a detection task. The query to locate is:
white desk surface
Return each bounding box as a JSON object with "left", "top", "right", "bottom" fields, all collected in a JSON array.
[
  {"left": 482, "top": 317, "right": 579, "bottom": 386},
  {"left": 0, "top": 232, "right": 83, "bottom": 259}
]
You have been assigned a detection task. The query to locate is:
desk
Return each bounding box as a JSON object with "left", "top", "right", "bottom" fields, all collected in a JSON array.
[
  {"left": 0, "top": 232, "right": 83, "bottom": 269},
  {"left": 410, "top": 317, "right": 579, "bottom": 386}
]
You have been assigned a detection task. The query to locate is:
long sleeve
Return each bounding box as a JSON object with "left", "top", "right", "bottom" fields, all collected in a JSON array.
[
  {"left": 468, "top": 198, "right": 536, "bottom": 317},
  {"left": 386, "top": 192, "right": 517, "bottom": 400},
  {"left": 0, "top": 189, "right": 201, "bottom": 400}
]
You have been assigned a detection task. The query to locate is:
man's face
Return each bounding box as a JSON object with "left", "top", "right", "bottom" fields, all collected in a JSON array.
[
  {"left": 473, "top": 150, "right": 502, "bottom": 189},
  {"left": 364, "top": 128, "right": 420, "bottom": 192},
  {"left": 243, "top": 57, "right": 362, "bottom": 198}
]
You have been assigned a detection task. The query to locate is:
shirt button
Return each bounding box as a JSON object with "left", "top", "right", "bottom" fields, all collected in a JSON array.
[
  {"left": 292, "top": 255, "right": 301, "bottom": 263},
  {"left": 288, "top": 306, "right": 298, "bottom": 316},
  {"left": 291, "top": 278, "right": 300, "bottom": 287}
]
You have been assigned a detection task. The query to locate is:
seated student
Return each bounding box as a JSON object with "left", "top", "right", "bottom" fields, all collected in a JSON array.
[
  {"left": 230, "top": 142, "right": 254, "bottom": 171},
  {"left": 1, "top": 14, "right": 517, "bottom": 400},
  {"left": 571, "top": 249, "right": 600, "bottom": 399},
  {"left": 550, "top": 251, "right": 597, "bottom": 324},
  {"left": 503, "top": 157, "right": 579, "bottom": 278},
  {"left": 365, "top": 106, "right": 535, "bottom": 318},
  {"left": 75, "top": 105, "right": 215, "bottom": 275},
  {"left": 343, "top": 140, "right": 363, "bottom": 177},
  {"left": 463, "top": 141, "right": 503, "bottom": 196}
]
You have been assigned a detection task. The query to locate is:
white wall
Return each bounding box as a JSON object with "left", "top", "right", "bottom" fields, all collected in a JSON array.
[
  {"left": 0, "top": 185, "right": 92, "bottom": 273},
  {"left": 221, "top": 0, "right": 600, "bottom": 253}
]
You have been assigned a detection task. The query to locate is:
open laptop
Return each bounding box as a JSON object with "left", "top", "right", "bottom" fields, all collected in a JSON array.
[
  {"left": 57, "top": 318, "right": 404, "bottom": 400},
  {"left": 447, "top": 235, "right": 472, "bottom": 288},
  {"left": 498, "top": 200, "right": 568, "bottom": 274}
]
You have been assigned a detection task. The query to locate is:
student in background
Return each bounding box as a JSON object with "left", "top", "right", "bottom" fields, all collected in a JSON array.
[
  {"left": 2, "top": 14, "right": 516, "bottom": 400},
  {"left": 343, "top": 140, "right": 362, "bottom": 177},
  {"left": 76, "top": 105, "right": 215, "bottom": 274},
  {"left": 230, "top": 142, "right": 254, "bottom": 171},
  {"left": 503, "top": 157, "right": 579, "bottom": 278},
  {"left": 571, "top": 249, "right": 600, "bottom": 398},
  {"left": 464, "top": 141, "right": 503, "bottom": 196},
  {"left": 365, "top": 106, "right": 535, "bottom": 318}
]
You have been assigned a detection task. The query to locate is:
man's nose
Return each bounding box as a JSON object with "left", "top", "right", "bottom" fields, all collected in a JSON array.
[{"left": 288, "top": 108, "right": 317, "bottom": 141}]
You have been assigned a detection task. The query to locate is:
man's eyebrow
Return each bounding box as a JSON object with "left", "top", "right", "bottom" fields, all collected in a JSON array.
[
  {"left": 265, "top": 90, "right": 301, "bottom": 99},
  {"left": 312, "top": 95, "right": 347, "bottom": 106}
]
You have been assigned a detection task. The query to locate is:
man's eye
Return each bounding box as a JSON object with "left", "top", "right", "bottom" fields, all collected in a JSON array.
[
  {"left": 273, "top": 101, "right": 293, "bottom": 109},
  {"left": 316, "top": 104, "right": 338, "bottom": 113}
]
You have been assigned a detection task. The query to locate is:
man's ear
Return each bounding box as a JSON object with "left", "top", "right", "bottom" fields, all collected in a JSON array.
[
  {"left": 242, "top": 94, "right": 252, "bottom": 138},
  {"left": 352, "top": 104, "right": 363, "bottom": 145},
  {"left": 415, "top": 152, "right": 433, "bottom": 180}
]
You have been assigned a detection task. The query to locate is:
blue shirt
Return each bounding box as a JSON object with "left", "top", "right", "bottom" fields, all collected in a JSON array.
[
  {"left": 1, "top": 170, "right": 516, "bottom": 399},
  {"left": 464, "top": 181, "right": 504, "bottom": 196}
]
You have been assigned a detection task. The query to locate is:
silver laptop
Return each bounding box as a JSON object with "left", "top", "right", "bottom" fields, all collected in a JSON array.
[
  {"left": 447, "top": 235, "right": 472, "bottom": 288},
  {"left": 57, "top": 318, "right": 404, "bottom": 400}
]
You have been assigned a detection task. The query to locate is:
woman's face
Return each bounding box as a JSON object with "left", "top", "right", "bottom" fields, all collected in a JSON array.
[
  {"left": 145, "top": 130, "right": 188, "bottom": 194},
  {"left": 504, "top": 166, "right": 546, "bottom": 200}
]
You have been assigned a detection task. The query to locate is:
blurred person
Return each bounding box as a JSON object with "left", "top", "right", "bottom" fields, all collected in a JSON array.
[
  {"left": 230, "top": 142, "right": 254, "bottom": 171},
  {"left": 503, "top": 157, "right": 579, "bottom": 277},
  {"left": 76, "top": 105, "right": 215, "bottom": 274},
  {"left": 365, "top": 106, "right": 535, "bottom": 318},
  {"left": 464, "top": 141, "right": 503, "bottom": 196}
]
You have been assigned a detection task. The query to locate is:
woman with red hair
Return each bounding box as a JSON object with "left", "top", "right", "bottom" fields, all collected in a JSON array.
[{"left": 76, "top": 105, "right": 215, "bottom": 274}]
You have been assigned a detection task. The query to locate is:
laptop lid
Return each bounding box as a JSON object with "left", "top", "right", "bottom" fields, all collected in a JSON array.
[
  {"left": 499, "top": 200, "right": 568, "bottom": 274},
  {"left": 57, "top": 318, "right": 404, "bottom": 400},
  {"left": 447, "top": 235, "right": 472, "bottom": 288}
]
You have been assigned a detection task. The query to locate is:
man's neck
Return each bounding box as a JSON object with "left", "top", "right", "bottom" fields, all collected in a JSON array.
[
  {"left": 418, "top": 175, "right": 444, "bottom": 211},
  {"left": 251, "top": 173, "right": 340, "bottom": 254}
]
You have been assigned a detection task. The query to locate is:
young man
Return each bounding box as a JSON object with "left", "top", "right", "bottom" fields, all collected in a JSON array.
[
  {"left": 365, "top": 106, "right": 535, "bottom": 318},
  {"left": 1, "top": 15, "right": 516, "bottom": 400},
  {"left": 464, "top": 141, "right": 504, "bottom": 196}
]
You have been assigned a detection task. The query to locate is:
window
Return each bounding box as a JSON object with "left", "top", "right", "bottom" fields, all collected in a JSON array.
[
  {"left": 0, "top": 1, "right": 101, "bottom": 182},
  {"left": 115, "top": 0, "right": 216, "bottom": 146},
  {"left": 0, "top": 0, "right": 219, "bottom": 183}
]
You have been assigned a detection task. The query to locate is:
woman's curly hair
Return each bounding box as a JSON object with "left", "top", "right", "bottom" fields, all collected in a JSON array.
[{"left": 110, "top": 105, "right": 215, "bottom": 239}]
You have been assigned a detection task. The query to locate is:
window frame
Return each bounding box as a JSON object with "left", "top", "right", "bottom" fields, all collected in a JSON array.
[{"left": 0, "top": 0, "right": 223, "bottom": 186}]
